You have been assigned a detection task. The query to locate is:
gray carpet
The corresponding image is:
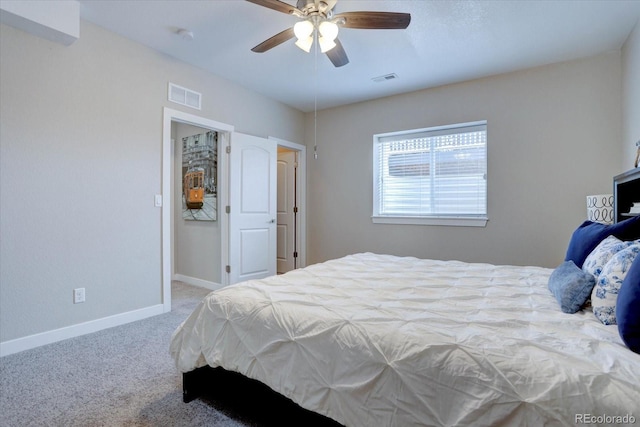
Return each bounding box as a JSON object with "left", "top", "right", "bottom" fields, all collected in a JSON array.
[{"left": 0, "top": 282, "right": 339, "bottom": 427}]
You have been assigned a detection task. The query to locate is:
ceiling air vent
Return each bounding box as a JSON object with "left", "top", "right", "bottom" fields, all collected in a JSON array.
[
  {"left": 372, "top": 73, "right": 398, "bottom": 83},
  {"left": 168, "top": 83, "right": 201, "bottom": 110}
]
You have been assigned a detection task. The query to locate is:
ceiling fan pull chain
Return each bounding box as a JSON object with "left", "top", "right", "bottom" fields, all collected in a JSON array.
[{"left": 314, "top": 26, "right": 319, "bottom": 160}]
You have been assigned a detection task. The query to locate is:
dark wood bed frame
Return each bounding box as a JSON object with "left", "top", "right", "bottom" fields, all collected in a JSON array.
[
  {"left": 183, "top": 366, "right": 342, "bottom": 425},
  {"left": 182, "top": 366, "right": 216, "bottom": 403}
]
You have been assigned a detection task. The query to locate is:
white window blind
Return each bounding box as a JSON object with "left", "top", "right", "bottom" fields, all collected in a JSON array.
[{"left": 373, "top": 121, "right": 487, "bottom": 226}]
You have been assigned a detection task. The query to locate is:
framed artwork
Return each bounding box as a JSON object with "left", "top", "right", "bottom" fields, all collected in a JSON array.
[{"left": 182, "top": 131, "right": 217, "bottom": 221}]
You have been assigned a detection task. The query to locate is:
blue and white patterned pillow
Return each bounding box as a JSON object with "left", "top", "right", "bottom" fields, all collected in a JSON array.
[
  {"left": 582, "top": 235, "right": 637, "bottom": 279},
  {"left": 591, "top": 244, "right": 640, "bottom": 325}
]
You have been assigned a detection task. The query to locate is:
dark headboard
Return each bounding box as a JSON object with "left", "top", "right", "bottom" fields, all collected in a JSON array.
[{"left": 614, "top": 167, "right": 640, "bottom": 223}]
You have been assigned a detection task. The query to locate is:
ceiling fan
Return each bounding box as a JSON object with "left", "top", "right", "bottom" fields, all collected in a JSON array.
[{"left": 246, "top": 0, "right": 411, "bottom": 67}]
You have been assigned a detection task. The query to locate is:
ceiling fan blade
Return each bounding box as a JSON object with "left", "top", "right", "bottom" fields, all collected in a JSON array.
[
  {"left": 251, "top": 28, "right": 295, "bottom": 53},
  {"left": 245, "top": 0, "right": 301, "bottom": 15},
  {"left": 326, "top": 38, "right": 349, "bottom": 67},
  {"left": 251, "top": 27, "right": 295, "bottom": 53},
  {"left": 335, "top": 11, "right": 411, "bottom": 30}
]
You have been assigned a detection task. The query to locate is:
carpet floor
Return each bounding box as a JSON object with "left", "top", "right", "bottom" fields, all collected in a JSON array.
[{"left": 0, "top": 282, "right": 341, "bottom": 427}]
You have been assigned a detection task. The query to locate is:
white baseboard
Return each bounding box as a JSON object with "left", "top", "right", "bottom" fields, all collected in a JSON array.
[
  {"left": 173, "top": 274, "right": 225, "bottom": 291},
  {"left": 0, "top": 304, "right": 164, "bottom": 357}
]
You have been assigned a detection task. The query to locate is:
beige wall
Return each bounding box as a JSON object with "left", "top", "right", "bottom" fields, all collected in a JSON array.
[
  {"left": 622, "top": 19, "right": 640, "bottom": 169},
  {"left": 0, "top": 21, "right": 304, "bottom": 344},
  {"left": 306, "top": 52, "right": 623, "bottom": 268}
]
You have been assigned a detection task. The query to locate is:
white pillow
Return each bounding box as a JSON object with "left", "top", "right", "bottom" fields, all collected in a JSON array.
[
  {"left": 591, "top": 244, "right": 640, "bottom": 325},
  {"left": 582, "top": 235, "right": 636, "bottom": 279}
]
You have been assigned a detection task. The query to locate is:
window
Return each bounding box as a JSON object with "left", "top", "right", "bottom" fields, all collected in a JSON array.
[{"left": 373, "top": 121, "right": 487, "bottom": 226}]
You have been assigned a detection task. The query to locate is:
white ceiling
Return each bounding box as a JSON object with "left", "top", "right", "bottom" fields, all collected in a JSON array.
[{"left": 78, "top": 0, "right": 640, "bottom": 112}]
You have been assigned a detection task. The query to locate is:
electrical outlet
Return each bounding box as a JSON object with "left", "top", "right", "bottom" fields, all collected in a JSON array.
[{"left": 73, "top": 288, "right": 85, "bottom": 304}]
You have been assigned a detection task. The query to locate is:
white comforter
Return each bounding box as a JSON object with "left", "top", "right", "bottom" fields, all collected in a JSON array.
[{"left": 170, "top": 253, "right": 640, "bottom": 426}]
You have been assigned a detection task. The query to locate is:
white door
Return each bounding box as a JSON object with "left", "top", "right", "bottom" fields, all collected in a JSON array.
[
  {"left": 277, "top": 150, "right": 296, "bottom": 274},
  {"left": 228, "top": 133, "right": 277, "bottom": 284}
]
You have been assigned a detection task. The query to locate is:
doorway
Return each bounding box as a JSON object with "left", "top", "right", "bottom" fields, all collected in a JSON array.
[
  {"left": 172, "top": 122, "right": 223, "bottom": 289},
  {"left": 277, "top": 147, "right": 298, "bottom": 273},
  {"left": 162, "top": 109, "right": 306, "bottom": 311},
  {"left": 227, "top": 135, "right": 306, "bottom": 282},
  {"left": 162, "top": 108, "right": 233, "bottom": 312},
  {"left": 271, "top": 136, "right": 306, "bottom": 273}
]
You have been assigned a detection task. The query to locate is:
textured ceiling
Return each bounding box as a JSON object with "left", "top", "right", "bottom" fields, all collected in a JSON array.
[{"left": 79, "top": 0, "right": 640, "bottom": 112}]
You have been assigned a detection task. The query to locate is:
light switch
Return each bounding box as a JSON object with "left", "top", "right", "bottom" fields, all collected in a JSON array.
[{"left": 154, "top": 194, "right": 163, "bottom": 207}]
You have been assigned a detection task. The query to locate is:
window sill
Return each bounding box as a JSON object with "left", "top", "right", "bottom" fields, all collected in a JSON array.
[{"left": 372, "top": 216, "right": 488, "bottom": 227}]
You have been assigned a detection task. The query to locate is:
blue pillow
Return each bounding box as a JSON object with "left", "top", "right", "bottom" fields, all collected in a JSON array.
[
  {"left": 582, "top": 236, "right": 638, "bottom": 279},
  {"left": 591, "top": 245, "right": 640, "bottom": 325},
  {"left": 565, "top": 216, "right": 640, "bottom": 268},
  {"left": 548, "top": 260, "right": 596, "bottom": 313},
  {"left": 617, "top": 255, "right": 640, "bottom": 353}
]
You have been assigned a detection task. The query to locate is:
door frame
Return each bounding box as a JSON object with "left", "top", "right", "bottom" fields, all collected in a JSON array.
[
  {"left": 161, "top": 109, "right": 307, "bottom": 312},
  {"left": 270, "top": 136, "right": 306, "bottom": 270},
  {"left": 162, "top": 108, "right": 234, "bottom": 312}
]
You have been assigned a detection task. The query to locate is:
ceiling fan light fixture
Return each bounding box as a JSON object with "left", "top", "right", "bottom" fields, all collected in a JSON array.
[
  {"left": 294, "top": 20, "right": 314, "bottom": 40},
  {"left": 295, "top": 36, "right": 313, "bottom": 52},
  {"left": 318, "top": 20, "right": 338, "bottom": 41},
  {"left": 318, "top": 36, "right": 336, "bottom": 53}
]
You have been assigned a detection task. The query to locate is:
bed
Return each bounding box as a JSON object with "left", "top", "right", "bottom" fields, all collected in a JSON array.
[{"left": 170, "top": 251, "right": 640, "bottom": 426}]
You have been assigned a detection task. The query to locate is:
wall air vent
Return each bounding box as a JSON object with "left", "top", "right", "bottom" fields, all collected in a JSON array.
[
  {"left": 168, "top": 83, "right": 201, "bottom": 110},
  {"left": 372, "top": 73, "right": 398, "bottom": 83}
]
